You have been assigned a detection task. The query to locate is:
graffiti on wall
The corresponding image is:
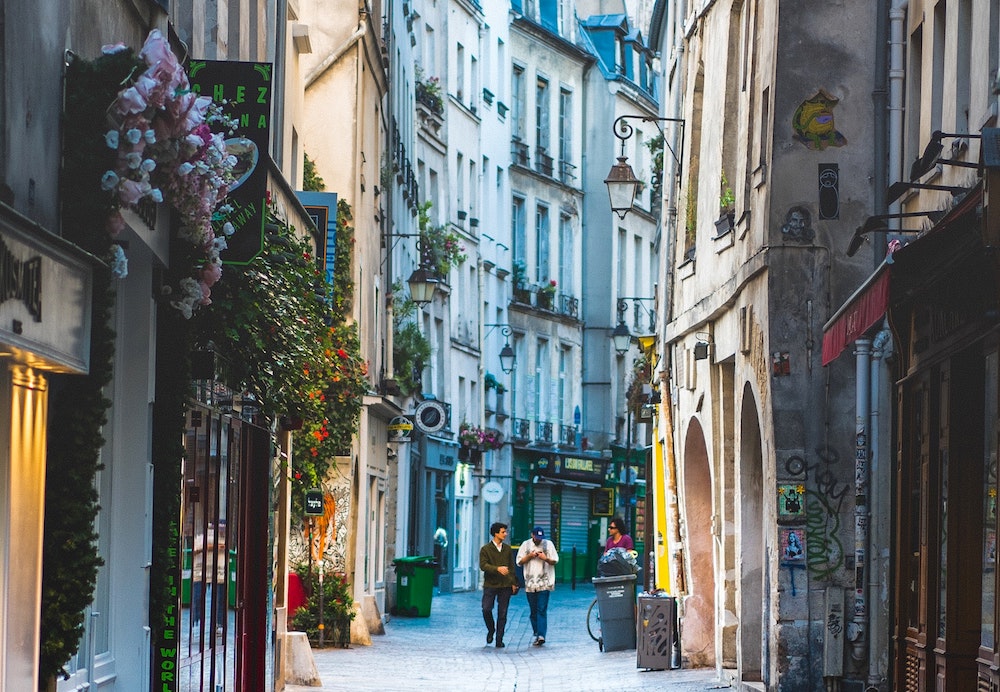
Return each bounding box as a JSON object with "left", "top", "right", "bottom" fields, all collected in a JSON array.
[
  {"left": 780, "top": 206, "right": 815, "bottom": 244},
  {"left": 782, "top": 446, "right": 850, "bottom": 580},
  {"left": 792, "top": 89, "right": 847, "bottom": 150}
]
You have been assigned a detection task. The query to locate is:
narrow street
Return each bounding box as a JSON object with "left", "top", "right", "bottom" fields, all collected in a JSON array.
[{"left": 288, "top": 583, "right": 728, "bottom": 692}]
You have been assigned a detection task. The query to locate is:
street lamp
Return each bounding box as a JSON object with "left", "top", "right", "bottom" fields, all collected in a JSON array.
[
  {"left": 604, "top": 115, "right": 685, "bottom": 220},
  {"left": 611, "top": 298, "right": 656, "bottom": 355},
  {"left": 406, "top": 266, "right": 439, "bottom": 306},
  {"left": 486, "top": 324, "right": 517, "bottom": 374}
]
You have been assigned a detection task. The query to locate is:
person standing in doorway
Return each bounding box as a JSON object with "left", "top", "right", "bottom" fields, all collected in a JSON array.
[
  {"left": 516, "top": 526, "right": 559, "bottom": 646},
  {"left": 479, "top": 522, "right": 518, "bottom": 648},
  {"left": 604, "top": 517, "right": 634, "bottom": 553}
]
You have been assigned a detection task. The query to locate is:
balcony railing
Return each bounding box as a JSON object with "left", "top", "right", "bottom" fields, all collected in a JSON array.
[
  {"left": 536, "top": 421, "right": 553, "bottom": 444},
  {"left": 559, "top": 160, "right": 577, "bottom": 185},
  {"left": 535, "top": 148, "right": 554, "bottom": 177},
  {"left": 559, "top": 424, "right": 576, "bottom": 447},
  {"left": 558, "top": 294, "right": 579, "bottom": 319},
  {"left": 512, "top": 418, "right": 531, "bottom": 442},
  {"left": 511, "top": 140, "right": 529, "bottom": 167}
]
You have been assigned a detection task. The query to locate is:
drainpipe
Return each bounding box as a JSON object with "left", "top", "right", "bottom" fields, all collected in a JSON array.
[
  {"left": 867, "top": 327, "right": 892, "bottom": 690},
  {"left": 849, "top": 339, "right": 872, "bottom": 667}
]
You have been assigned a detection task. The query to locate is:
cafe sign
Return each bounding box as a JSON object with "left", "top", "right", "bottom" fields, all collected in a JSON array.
[{"left": 0, "top": 208, "right": 92, "bottom": 374}]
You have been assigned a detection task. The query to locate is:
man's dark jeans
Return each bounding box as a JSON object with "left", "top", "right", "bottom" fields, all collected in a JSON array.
[{"left": 482, "top": 586, "right": 513, "bottom": 643}]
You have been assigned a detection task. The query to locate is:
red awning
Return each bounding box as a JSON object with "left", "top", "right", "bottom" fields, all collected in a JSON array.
[{"left": 821, "top": 266, "right": 890, "bottom": 366}]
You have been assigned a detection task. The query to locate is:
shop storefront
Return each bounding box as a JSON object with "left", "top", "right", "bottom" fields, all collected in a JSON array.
[
  {"left": 512, "top": 450, "right": 609, "bottom": 581},
  {"left": 0, "top": 205, "right": 93, "bottom": 691},
  {"left": 409, "top": 434, "right": 458, "bottom": 592}
]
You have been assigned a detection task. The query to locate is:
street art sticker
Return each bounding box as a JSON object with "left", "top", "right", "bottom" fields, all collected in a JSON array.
[
  {"left": 818, "top": 164, "right": 840, "bottom": 219},
  {"left": 781, "top": 528, "right": 806, "bottom": 563},
  {"left": 778, "top": 484, "right": 806, "bottom": 519},
  {"left": 792, "top": 90, "right": 847, "bottom": 151},
  {"left": 780, "top": 206, "right": 815, "bottom": 243}
]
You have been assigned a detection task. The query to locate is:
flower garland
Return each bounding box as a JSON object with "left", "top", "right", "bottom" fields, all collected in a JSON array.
[{"left": 100, "top": 30, "right": 238, "bottom": 316}]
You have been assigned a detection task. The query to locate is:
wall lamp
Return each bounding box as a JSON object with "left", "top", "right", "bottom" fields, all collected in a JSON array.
[
  {"left": 908, "top": 130, "right": 982, "bottom": 181},
  {"left": 485, "top": 323, "right": 517, "bottom": 374},
  {"left": 611, "top": 298, "right": 656, "bottom": 355},
  {"left": 845, "top": 210, "right": 946, "bottom": 256},
  {"left": 605, "top": 115, "right": 685, "bottom": 220},
  {"left": 693, "top": 332, "right": 713, "bottom": 360}
]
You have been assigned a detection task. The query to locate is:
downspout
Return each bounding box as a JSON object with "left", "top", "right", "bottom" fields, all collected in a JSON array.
[
  {"left": 849, "top": 339, "right": 872, "bottom": 667},
  {"left": 868, "top": 327, "right": 893, "bottom": 690}
]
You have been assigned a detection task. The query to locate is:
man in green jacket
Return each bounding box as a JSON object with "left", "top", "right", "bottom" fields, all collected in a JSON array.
[{"left": 479, "top": 522, "right": 518, "bottom": 648}]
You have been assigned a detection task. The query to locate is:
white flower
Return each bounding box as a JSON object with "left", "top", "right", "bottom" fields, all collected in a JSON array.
[
  {"left": 222, "top": 222, "right": 235, "bottom": 236},
  {"left": 144, "top": 130, "right": 156, "bottom": 144},
  {"left": 213, "top": 236, "right": 229, "bottom": 251},
  {"left": 141, "top": 159, "right": 156, "bottom": 172},
  {"left": 105, "top": 130, "right": 120, "bottom": 149},
  {"left": 177, "top": 162, "right": 195, "bottom": 176},
  {"left": 109, "top": 244, "right": 128, "bottom": 279},
  {"left": 101, "top": 171, "right": 120, "bottom": 190},
  {"left": 149, "top": 188, "right": 163, "bottom": 203},
  {"left": 126, "top": 128, "right": 143, "bottom": 145},
  {"left": 185, "top": 134, "right": 203, "bottom": 149},
  {"left": 218, "top": 204, "right": 234, "bottom": 215},
  {"left": 126, "top": 152, "right": 143, "bottom": 169}
]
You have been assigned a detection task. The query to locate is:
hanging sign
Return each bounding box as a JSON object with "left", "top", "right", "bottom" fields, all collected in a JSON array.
[
  {"left": 304, "top": 488, "right": 324, "bottom": 516},
  {"left": 482, "top": 481, "right": 504, "bottom": 504},
  {"left": 414, "top": 400, "right": 447, "bottom": 434},
  {"left": 388, "top": 416, "right": 414, "bottom": 443}
]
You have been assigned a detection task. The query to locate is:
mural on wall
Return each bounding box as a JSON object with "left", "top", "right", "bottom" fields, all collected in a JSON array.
[
  {"left": 778, "top": 484, "right": 806, "bottom": 519},
  {"left": 781, "top": 528, "right": 805, "bottom": 562},
  {"left": 780, "top": 206, "right": 815, "bottom": 243},
  {"left": 783, "top": 448, "right": 850, "bottom": 580},
  {"left": 792, "top": 90, "right": 847, "bottom": 151},
  {"left": 818, "top": 164, "right": 840, "bottom": 220}
]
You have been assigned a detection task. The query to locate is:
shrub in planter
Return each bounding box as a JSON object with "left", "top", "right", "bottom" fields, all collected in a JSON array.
[{"left": 290, "top": 569, "right": 356, "bottom": 648}]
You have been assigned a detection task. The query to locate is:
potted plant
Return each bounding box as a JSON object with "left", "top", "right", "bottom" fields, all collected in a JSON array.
[
  {"left": 715, "top": 173, "right": 736, "bottom": 236},
  {"left": 415, "top": 66, "right": 444, "bottom": 117},
  {"left": 290, "top": 567, "right": 356, "bottom": 648},
  {"left": 538, "top": 279, "right": 557, "bottom": 310},
  {"left": 512, "top": 260, "right": 531, "bottom": 303}
]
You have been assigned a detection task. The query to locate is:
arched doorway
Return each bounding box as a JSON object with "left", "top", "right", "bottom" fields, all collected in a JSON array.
[
  {"left": 738, "top": 383, "right": 767, "bottom": 684},
  {"left": 682, "top": 417, "right": 716, "bottom": 667}
]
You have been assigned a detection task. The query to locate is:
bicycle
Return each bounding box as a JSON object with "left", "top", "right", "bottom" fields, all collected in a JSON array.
[{"left": 586, "top": 597, "right": 603, "bottom": 651}]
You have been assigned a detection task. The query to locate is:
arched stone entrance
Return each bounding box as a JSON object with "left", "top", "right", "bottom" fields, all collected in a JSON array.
[
  {"left": 738, "top": 383, "right": 767, "bottom": 684},
  {"left": 681, "top": 417, "right": 716, "bottom": 667}
]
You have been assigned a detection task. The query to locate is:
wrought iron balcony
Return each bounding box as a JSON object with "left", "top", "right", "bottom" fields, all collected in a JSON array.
[
  {"left": 512, "top": 417, "right": 532, "bottom": 442},
  {"left": 559, "top": 159, "right": 577, "bottom": 185},
  {"left": 536, "top": 420, "right": 553, "bottom": 444},
  {"left": 511, "top": 140, "right": 529, "bottom": 167},
  {"left": 559, "top": 424, "right": 577, "bottom": 447},
  {"left": 535, "top": 148, "right": 554, "bottom": 177}
]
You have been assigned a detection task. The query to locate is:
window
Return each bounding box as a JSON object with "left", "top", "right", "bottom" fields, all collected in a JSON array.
[
  {"left": 536, "top": 78, "right": 550, "bottom": 152},
  {"left": 558, "top": 346, "right": 568, "bottom": 424},
  {"left": 512, "top": 65, "right": 526, "bottom": 139},
  {"left": 906, "top": 28, "right": 923, "bottom": 175},
  {"left": 559, "top": 214, "right": 573, "bottom": 294},
  {"left": 471, "top": 55, "right": 479, "bottom": 111},
  {"left": 512, "top": 195, "right": 527, "bottom": 266},
  {"left": 536, "top": 203, "right": 550, "bottom": 283},
  {"left": 558, "top": 89, "right": 573, "bottom": 182},
  {"left": 957, "top": 0, "right": 971, "bottom": 134},
  {"left": 457, "top": 43, "right": 465, "bottom": 102},
  {"left": 456, "top": 152, "right": 465, "bottom": 214},
  {"left": 931, "top": 1, "right": 946, "bottom": 133},
  {"left": 535, "top": 339, "right": 550, "bottom": 423}
]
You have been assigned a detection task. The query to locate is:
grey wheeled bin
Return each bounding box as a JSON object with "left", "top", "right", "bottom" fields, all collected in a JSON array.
[{"left": 592, "top": 573, "right": 637, "bottom": 651}]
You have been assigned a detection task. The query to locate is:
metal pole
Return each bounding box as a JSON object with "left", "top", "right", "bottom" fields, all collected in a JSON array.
[
  {"left": 571, "top": 547, "right": 577, "bottom": 590},
  {"left": 625, "top": 407, "right": 632, "bottom": 532}
]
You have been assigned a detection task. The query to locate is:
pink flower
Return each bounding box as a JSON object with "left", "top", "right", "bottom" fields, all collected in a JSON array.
[
  {"left": 139, "top": 30, "right": 177, "bottom": 71},
  {"left": 118, "top": 179, "right": 146, "bottom": 206},
  {"left": 115, "top": 86, "right": 148, "bottom": 115},
  {"left": 200, "top": 262, "right": 222, "bottom": 286}
]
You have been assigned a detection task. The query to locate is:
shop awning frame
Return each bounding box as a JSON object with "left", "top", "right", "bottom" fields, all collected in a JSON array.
[{"left": 821, "top": 264, "right": 891, "bottom": 366}]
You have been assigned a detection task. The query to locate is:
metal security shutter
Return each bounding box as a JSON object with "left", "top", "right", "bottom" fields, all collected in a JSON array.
[
  {"left": 532, "top": 485, "right": 552, "bottom": 539},
  {"left": 559, "top": 487, "right": 589, "bottom": 554}
]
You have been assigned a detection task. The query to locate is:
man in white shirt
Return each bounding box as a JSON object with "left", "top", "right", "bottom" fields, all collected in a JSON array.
[{"left": 516, "top": 526, "right": 559, "bottom": 646}]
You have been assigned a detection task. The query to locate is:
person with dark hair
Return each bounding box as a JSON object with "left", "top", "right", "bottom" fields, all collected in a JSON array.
[
  {"left": 479, "top": 521, "right": 518, "bottom": 648},
  {"left": 604, "top": 517, "right": 634, "bottom": 553},
  {"left": 516, "top": 526, "right": 559, "bottom": 646}
]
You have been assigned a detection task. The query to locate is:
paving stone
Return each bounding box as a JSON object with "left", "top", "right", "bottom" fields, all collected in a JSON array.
[{"left": 287, "top": 582, "right": 727, "bottom": 691}]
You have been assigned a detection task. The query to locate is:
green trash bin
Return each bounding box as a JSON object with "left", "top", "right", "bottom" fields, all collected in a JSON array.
[{"left": 392, "top": 556, "right": 437, "bottom": 617}]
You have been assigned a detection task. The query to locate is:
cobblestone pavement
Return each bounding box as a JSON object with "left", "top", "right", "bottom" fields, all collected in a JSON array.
[{"left": 287, "top": 582, "right": 731, "bottom": 692}]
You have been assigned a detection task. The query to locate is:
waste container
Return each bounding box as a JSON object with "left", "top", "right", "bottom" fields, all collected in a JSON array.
[
  {"left": 392, "top": 556, "right": 437, "bottom": 617},
  {"left": 637, "top": 593, "right": 678, "bottom": 670},
  {"left": 592, "top": 573, "right": 637, "bottom": 651}
]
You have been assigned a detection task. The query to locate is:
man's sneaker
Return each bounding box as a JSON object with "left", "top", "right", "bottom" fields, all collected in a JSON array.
[
  {"left": 495, "top": 641, "right": 505, "bottom": 648},
  {"left": 486, "top": 631, "right": 494, "bottom": 644},
  {"left": 535, "top": 637, "right": 545, "bottom": 646}
]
